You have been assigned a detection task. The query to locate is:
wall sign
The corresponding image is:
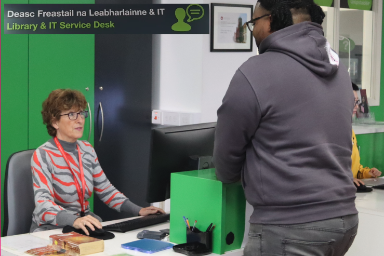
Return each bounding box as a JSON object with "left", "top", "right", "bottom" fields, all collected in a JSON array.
[
  {"left": 340, "top": 0, "right": 372, "bottom": 11},
  {"left": 314, "top": 0, "right": 334, "bottom": 7},
  {"left": 4, "top": 4, "right": 209, "bottom": 34},
  {"left": 339, "top": 36, "right": 356, "bottom": 53}
]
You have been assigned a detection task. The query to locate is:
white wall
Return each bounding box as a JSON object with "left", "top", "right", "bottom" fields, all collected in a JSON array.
[{"left": 152, "top": 0, "right": 259, "bottom": 123}]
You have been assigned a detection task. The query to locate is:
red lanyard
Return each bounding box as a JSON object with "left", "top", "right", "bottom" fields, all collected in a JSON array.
[{"left": 54, "top": 137, "right": 86, "bottom": 217}]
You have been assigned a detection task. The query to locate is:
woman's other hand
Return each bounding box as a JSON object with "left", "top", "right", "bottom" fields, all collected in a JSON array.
[
  {"left": 73, "top": 215, "right": 103, "bottom": 236},
  {"left": 139, "top": 206, "right": 166, "bottom": 216},
  {"left": 353, "top": 178, "right": 364, "bottom": 186},
  {"left": 369, "top": 168, "right": 382, "bottom": 178}
]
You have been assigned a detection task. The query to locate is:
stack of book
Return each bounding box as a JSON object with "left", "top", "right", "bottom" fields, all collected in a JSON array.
[{"left": 26, "top": 232, "right": 104, "bottom": 256}]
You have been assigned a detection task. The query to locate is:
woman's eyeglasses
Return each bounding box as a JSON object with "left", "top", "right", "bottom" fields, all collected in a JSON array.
[
  {"left": 61, "top": 110, "right": 89, "bottom": 120},
  {"left": 246, "top": 14, "right": 271, "bottom": 32}
]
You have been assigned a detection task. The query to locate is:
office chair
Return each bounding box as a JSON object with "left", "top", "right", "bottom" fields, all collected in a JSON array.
[{"left": 2, "top": 149, "right": 35, "bottom": 236}]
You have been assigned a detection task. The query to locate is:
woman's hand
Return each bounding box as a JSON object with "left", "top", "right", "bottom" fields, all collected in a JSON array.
[
  {"left": 73, "top": 215, "right": 103, "bottom": 236},
  {"left": 369, "top": 168, "right": 382, "bottom": 178},
  {"left": 139, "top": 206, "right": 166, "bottom": 216},
  {"left": 353, "top": 178, "right": 364, "bottom": 187}
]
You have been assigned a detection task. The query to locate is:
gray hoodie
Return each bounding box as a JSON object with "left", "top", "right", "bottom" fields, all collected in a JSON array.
[{"left": 214, "top": 22, "right": 357, "bottom": 224}]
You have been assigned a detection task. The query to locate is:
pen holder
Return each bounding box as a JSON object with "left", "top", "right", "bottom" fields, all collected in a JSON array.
[
  {"left": 187, "top": 228, "right": 212, "bottom": 250},
  {"left": 173, "top": 228, "right": 212, "bottom": 255}
]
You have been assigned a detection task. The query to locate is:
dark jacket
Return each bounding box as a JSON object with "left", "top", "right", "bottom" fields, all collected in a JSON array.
[{"left": 214, "top": 22, "right": 357, "bottom": 224}]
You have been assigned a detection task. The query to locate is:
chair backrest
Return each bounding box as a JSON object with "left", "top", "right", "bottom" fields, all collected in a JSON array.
[{"left": 3, "top": 149, "right": 35, "bottom": 236}]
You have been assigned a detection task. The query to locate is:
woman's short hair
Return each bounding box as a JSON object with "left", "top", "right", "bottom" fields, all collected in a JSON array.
[{"left": 42, "top": 89, "right": 87, "bottom": 137}]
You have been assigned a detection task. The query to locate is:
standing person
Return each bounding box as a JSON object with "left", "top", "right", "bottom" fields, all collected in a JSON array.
[
  {"left": 213, "top": 1, "right": 358, "bottom": 255},
  {"left": 31, "top": 89, "right": 164, "bottom": 235}
]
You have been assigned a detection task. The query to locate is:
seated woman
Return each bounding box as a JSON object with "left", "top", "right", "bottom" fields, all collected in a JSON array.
[
  {"left": 31, "top": 89, "right": 164, "bottom": 234},
  {"left": 351, "top": 83, "right": 381, "bottom": 186},
  {"left": 352, "top": 129, "right": 381, "bottom": 185}
]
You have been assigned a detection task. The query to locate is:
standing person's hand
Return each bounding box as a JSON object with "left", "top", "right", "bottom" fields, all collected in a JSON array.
[
  {"left": 353, "top": 178, "right": 365, "bottom": 187},
  {"left": 369, "top": 168, "right": 381, "bottom": 178},
  {"left": 73, "top": 215, "right": 103, "bottom": 236},
  {"left": 139, "top": 206, "right": 166, "bottom": 216}
]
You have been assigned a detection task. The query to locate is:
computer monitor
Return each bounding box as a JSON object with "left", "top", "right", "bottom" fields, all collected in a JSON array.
[{"left": 146, "top": 122, "right": 216, "bottom": 203}]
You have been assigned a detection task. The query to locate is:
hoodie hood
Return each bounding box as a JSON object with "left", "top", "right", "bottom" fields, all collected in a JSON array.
[{"left": 259, "top": 22, "right": 339, "bottom": 77}]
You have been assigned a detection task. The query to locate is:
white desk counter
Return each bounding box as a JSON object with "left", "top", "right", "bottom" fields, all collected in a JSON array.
[
  {"left": 353, "top": 123, "right": 384, "bottom": 135},
  {"left": 1, "top": 217, "right": 243, "bottom": 256},
  {"left": 347, "top": 189, "right": 384, "bottom": 256},
  {"left": 3, "top": 191, "right": 384, "bottom": 256}
]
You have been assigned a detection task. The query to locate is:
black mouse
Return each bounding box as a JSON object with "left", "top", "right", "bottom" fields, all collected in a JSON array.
[
  {"left": 83, "top": 225, "right": 106, "bottom": 236},
  {"left": 354, "top": 183, "right": 373, "bottom": 193},
  {"left": 62, "top": 225, "right": 115, "bottom": 240}
]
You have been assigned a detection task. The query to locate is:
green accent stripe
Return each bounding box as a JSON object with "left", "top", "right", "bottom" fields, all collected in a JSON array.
[{"left": 1, "top": 0, "right": 29, "bottom": 236}]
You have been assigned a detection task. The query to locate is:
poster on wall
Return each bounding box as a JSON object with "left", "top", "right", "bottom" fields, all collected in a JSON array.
[
  {"left": 340, "top": 0, "right": 372, "bottom": 11},
  {"left": 359, "top": 89, "right": 370, "bottom": 114},
  {"left": 353, "top": 88, "right": 370, "bottom": 119},
  {"left": 210, "top": 3, "right": 253, "bottom": 52}
]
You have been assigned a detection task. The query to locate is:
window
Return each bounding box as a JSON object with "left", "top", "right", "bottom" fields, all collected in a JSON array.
[
  {"left": 322, "top": 6, "right": 335, "bottom": 48},
  {"left": 318, "top": 0, "right": 382, "bottom": 106}
]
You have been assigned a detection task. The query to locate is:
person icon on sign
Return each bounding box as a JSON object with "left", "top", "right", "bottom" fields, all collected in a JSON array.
[{"left": 172, "top": 8, "right": 191, "bottom": 32}]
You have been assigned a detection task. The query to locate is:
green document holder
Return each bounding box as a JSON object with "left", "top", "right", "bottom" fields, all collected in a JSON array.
[{"left": 170, "top": 169, "right": 246, "bottom": 255}]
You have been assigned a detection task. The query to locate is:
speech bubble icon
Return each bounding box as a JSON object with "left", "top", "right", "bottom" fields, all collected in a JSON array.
[{"left": 186, "top": 4, "right": 204, "bottom": 22}]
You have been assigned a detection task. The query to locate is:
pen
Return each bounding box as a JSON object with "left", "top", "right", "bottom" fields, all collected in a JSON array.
[
  {"left": 183, "top": 216, "right": 189, "bottom": 229},
  {"left": 206, "top": 223, "right": 213, "bottom": 232},
  {"left": 210, "top": 225, "right": 215, "bottom": 232},
  {"left": 186, "top": 218, "right": 191, "bottom": 230},
  {"left": 192, "top": 220, "right": 197, "bottom": 231}
]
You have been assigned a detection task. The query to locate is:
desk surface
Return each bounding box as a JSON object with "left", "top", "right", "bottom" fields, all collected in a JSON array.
[
  {"left": 353, "top": 123, "right": 384, "bottom": 134},
  {"left": 3, "top": 191, "right": 384, "bottom": 256},
  {"left": 1, "top": 217, "right": 243, "bottom": 256},
  {"left": 346, "top": 189, "right": 384, "bottom": 256}
]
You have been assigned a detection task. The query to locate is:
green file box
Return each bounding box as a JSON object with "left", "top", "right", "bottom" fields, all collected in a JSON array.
[{"left": 170, "top": 169, "right": 246, "bottom": 255}]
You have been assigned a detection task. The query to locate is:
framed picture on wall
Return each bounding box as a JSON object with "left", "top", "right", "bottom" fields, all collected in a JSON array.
[{"left": 210, "top": 3, "right": 254, "bottom": 52}]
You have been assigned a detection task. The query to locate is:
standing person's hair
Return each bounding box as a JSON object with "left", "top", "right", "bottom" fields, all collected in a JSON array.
[
  {"left": 42, "top": 89, "right": 87, "bottom": 137},
  {"left": 258, "top": 0, "right": 325, "bottom": 31}
]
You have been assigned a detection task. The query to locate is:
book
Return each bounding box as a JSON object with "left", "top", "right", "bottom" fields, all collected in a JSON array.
[
  {"left": 25, "top": 246, "right": 66, "bottom": 256},
  {"left": 49, "top": 232, "right": 104, "bottom": 256}
]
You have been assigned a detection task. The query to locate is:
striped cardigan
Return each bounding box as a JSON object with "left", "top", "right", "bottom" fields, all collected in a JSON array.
[{"left": 30, "top": 138, "right": 142, "bottom": 232}]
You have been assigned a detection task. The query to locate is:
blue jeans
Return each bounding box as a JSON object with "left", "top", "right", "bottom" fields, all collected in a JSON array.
[{"left": 244, "top": 214, "right": 358, "bottom": 256}]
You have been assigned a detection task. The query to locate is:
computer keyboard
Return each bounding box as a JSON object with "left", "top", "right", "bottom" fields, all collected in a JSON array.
[
  {"left": 373, "top": 184, "right": 384, "bottom": 190},
  {"left": 103, "top": 213, "right": 170, "bottom": 233}
]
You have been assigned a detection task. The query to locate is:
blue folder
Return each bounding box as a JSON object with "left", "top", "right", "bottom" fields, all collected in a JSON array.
[{"left": 121, "top": 239, "right": 174, "bottom": 254}]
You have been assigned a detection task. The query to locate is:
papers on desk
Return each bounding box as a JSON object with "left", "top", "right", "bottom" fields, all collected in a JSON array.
[
  {"left": 1, "top": 249, "right": 18, "bottom": 256},
  {"left": 1, "top": 234, "right": 49, "bottom": 254},
  {"left": 355, "top": 194, "right": 369, "bottom": 201},
  {"left": 102, "top": 246, "right": 134, "bottom": 256},
  {"left": 360, "top": 177, "right": 384, "bottom": 186}
]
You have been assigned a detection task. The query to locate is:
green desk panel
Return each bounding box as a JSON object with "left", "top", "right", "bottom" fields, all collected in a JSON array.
[
  {"left": 1, "top": 0, "right": 29, "bottom": 236},
  {"left": 170, "top": 169, "right": 246, "bottom": 255}
]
